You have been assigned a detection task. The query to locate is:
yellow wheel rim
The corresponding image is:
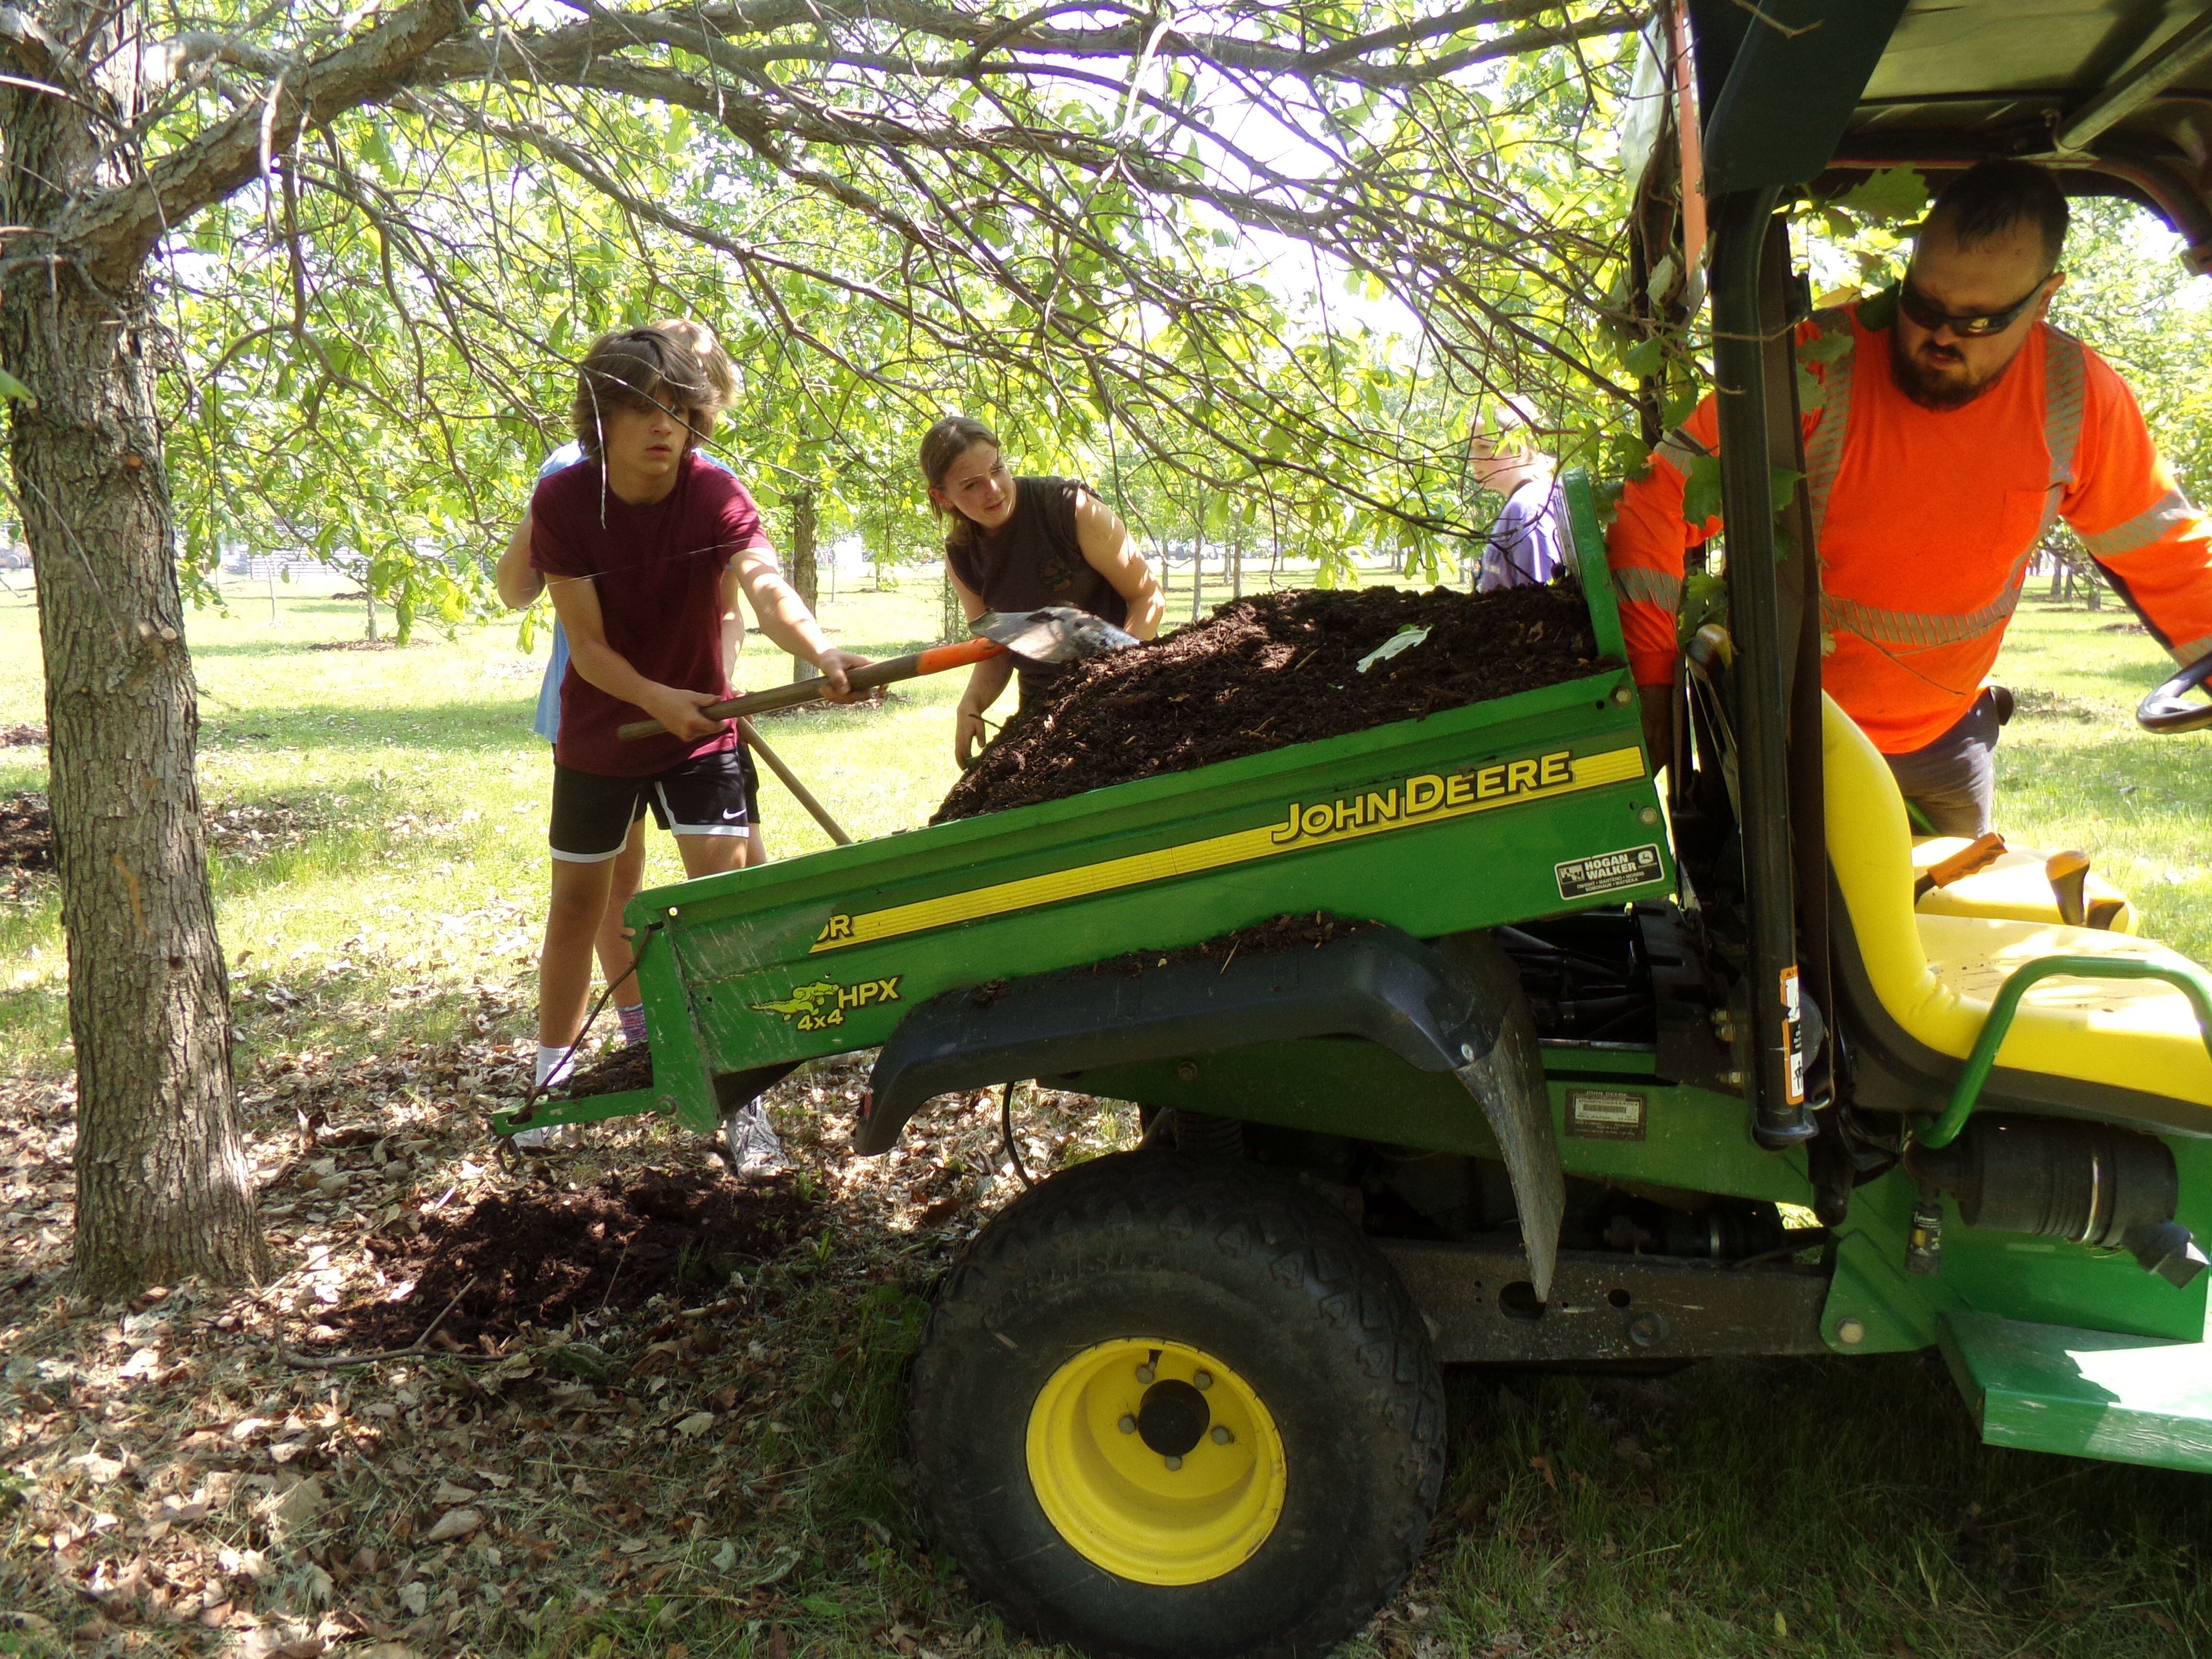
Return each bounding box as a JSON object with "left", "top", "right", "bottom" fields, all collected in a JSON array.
[{"left": 1025, "top": 1337, "right": 1287, "bottom": 1587}]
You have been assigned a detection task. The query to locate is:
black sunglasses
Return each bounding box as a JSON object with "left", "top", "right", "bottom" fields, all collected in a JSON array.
[{"left": 1897, "top": 270, "right": 2056, "bottom": 338}]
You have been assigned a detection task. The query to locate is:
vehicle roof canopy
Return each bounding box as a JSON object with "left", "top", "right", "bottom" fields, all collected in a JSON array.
[{"left": 1685, "top": 0, "right": 2212, "bottom": 266}]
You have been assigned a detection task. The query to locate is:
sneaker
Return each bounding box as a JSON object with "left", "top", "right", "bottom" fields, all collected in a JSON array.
[{"left": 721, "top": 1103, "right": 787, "bottom": 1176}]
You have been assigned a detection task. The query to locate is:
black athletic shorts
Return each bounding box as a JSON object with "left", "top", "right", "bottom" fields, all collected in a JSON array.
[{"left": 548, "top": 748, "right": 761, "bottom": 863}]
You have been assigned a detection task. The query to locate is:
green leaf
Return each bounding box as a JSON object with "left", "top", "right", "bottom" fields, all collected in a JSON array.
[
  {"left": 1855, "top": 286, "right": 1899, "bottom": 332},
  {"left": 1834, "top": 166, "right": 1928, "bottom": 227},
  {"left": 1622, "top": 337, "right": 1664, "bottom": 379},
  {"left": 1683, "top": 454, "right": 1723, "bottom": 529},
  {"left": 0, "top": 366, "right": 32, "bottom": 403}
]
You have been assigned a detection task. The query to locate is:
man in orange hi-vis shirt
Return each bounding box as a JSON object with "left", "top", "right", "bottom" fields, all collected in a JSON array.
[{"left": 1610, "top": 160, "right": 2212, "bottom": 836}]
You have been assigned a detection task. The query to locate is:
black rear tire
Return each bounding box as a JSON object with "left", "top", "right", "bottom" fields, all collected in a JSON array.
[{"left": 910, "top": 1151, "right": 1444, "bottom": 1659}]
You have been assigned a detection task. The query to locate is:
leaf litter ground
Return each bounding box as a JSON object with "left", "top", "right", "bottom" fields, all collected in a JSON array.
[
  {"left": 937, "top": 582, "right": 1600, "bottom": 820},
  {"left": 0, "top": 995, "right": 1153, "bottom": 1659},
  {"left": 6, "top": 1000, "right": 2212, "bottom": 1659}
]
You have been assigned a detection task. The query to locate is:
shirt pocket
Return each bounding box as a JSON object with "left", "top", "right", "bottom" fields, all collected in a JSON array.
[{"left": 1982, "top": 487, "right": 2054, "bottom": 590}]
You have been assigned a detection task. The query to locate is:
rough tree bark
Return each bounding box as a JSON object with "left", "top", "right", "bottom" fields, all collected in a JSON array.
[
  {"left": 789, "top": 488, "right": 819, "bottom": 682},
  {"left": 1, "top": 39, "right": 268, "bottom": 1293},
  {"left": 1, "top": 0, "right": 467, "bottom": 1295}
]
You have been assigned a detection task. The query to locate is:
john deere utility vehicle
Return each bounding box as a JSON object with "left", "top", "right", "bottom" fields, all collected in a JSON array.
[{"left": 498, "top": 4, "right": 2212, "bottom": 1654}]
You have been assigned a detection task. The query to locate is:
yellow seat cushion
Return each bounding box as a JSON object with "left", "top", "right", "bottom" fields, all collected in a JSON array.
[
  {"left": 1910, "top": 838, "right": 2140, "bottom": 935},
  {"left": 1825, "top": 697, "right": 2212, "bottom": 1111}
]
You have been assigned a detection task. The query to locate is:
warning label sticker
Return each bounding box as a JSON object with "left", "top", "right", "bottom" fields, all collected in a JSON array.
[
  {"left": 1555, "top": 843, "right": 1664, "bottom": 901},
  {"left": 1566, "top": 1088, "right": 1648, "bottom": 1141}
]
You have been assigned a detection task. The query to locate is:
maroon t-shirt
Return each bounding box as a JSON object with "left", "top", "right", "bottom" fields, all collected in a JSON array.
[{"left": 530, "top": 450, "right": 772, "bottom": 777}]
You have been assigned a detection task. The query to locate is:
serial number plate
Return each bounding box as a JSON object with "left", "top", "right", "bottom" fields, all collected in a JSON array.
[{"left": 1566, "top": 1088, "right": 1648, "bottom": 1141}]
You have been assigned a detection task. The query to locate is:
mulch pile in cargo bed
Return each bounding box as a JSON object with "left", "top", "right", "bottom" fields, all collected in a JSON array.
[
  {"left": 323, "top": 1169, "right": 818, "bottom": 1348},
  {"left": 935, "top": 583, "right": 1602, "bottom": 821}
]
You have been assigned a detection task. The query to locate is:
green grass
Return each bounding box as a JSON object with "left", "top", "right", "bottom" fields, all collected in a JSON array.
[
  {"left": 0, "top": 571, "right": 969, "bottom": 1072},
  {"left": 1980, "top": 595, "right": 2212, "bottom": 959},
  {"left": 5, "top": 580, "right": 2212, "bottom": 1658}
]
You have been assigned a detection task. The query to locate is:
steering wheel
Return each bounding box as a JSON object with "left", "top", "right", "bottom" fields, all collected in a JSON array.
[{"left": 2138, "top": 653, "right": 2212, "bottom": 733}]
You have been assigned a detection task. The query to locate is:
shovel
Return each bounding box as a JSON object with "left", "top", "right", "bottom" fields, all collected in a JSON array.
[{"left": 616, "top": 607, "right": 1136, "bottom": 741}]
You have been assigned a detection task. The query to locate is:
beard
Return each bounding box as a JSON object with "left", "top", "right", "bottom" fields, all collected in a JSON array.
[{"left": 1889, "top": 327, "right": 2009, "bottom": 411}]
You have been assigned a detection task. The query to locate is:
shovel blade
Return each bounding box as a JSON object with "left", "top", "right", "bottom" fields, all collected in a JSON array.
[{"left": 971, "top": 607, "right": 1139, "bottom": 663}]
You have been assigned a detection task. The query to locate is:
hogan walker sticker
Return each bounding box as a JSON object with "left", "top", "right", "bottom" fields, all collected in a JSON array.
[
  {"left": 1269, "top": 750, "right": 1574, "bottom": 846},
  {"left": 751, "top": 975, "right": 902, "bottom": 1032},
  {"left": 1555, "top": 843, "right": 1664, "bottom": 900}
]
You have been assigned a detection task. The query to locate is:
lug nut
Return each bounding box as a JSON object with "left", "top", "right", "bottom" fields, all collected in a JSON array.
[
  {"left": 1192, "top": 1370, "right": 1212, "bottom": 1390},
  {"left": 1134, "top": 1364, "right": 1155, "bottom": 1384},
  {"left": 1211, "top": 1425, "right": 1232, "bottom": 1444},
  {"left": 1164, "top": 1455, "right": 1182, "bottom": 1471},
  {"left": 1118, "top": 1414, "right": 1137, "bottom": 1434}
]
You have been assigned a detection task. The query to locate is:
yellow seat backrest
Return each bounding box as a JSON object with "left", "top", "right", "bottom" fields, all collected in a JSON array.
[
  {"left": 1822, "top": 695, "right": 1933, "bottom": 1020},
  {"left": 1822, "top": 694, "right": 2212, "bottom": 1111}
]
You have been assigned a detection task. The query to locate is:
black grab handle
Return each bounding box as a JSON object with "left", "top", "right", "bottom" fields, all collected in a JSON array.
[{"left": 2138, "top": 653, "right": 2212, "bottom": 733}]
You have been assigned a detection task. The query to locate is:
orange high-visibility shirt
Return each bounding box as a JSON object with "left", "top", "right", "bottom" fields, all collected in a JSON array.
[{"left": 1606, "top": 305, "right": 2212, "bottom": 754}]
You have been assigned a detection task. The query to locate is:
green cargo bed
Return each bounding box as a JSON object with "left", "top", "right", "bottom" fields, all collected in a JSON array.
[{"left": 596, "top": 478, "right": 1666, "bottom": 1133}]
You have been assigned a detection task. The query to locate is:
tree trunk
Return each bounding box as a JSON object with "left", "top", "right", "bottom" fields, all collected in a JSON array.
[
  {"left": 2, "top": 83, "right": 270, "bottom": 1295},
  {"left": 1191, "top": 498, "right": 1205, "bottom": 622},
  {"left": 790, "top": 488, "right": 819, "bottom": 682},
  {"left": 941, "top": 568, "right": 963, "bottom": 642}
]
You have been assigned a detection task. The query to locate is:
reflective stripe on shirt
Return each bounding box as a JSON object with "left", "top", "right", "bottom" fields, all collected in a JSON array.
[
  {"left": 2082, "top": 486, "right": 2195, "bottom": 561},
  {"left": 1653, "top": 428, "right": 1709, "bottom": 476},
  {"left": 1614, "top": 566, "right": 1683, "bottom": 610},
  {"left": 1804, "top": 308, "right": 1855, "bottom": 548}
]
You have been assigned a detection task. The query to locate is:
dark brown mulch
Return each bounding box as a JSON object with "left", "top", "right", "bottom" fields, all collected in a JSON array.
[
  {"left": 307, "top": 637, "right": 398, "bottom": 651},
  {"left": 0, "top": 793, "right": 325, "bottom": 891},
  {"left": 0, "top": 721, "right": 46, "bottom": 747},
  {"left": 934, "top": 583, "right": 1603, "bottom": 821},
  {"left": 328, "top": 1169, "right": 820, "bottom": 1348},
  {"left": 0, "top": 792, "right": 52, "bottom": 870},
  {"left": 565, "top": 1040, "right": 655, "bottom": 1099}
]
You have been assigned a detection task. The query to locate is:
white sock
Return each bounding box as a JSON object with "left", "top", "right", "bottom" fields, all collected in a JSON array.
[{"left": 536, "top": 1044, "right": 577, "bottom": 1089}]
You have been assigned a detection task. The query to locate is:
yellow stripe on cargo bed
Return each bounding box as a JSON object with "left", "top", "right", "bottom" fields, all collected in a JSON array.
[{"left": 809, "top": 745, "right": 1648, "bottom": 953}]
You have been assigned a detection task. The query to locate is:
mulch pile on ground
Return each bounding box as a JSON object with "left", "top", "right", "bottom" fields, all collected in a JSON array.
[
  {"left": 935, "top": 583, "right": 1602, "bottom": 821},
  {"left": 0, "top": 722, "right": 45, "bottom": 747},
  {"left": 0, "top": 792, "right": 52, "bottom": 869},
  {"left": 325, "top": 1169, "right": 818, "bottom": 1349}
]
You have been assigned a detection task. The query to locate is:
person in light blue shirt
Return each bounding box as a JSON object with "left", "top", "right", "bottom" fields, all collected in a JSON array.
[{"left": 1467, "top": 397, "right": 1571, "bottom": 591}]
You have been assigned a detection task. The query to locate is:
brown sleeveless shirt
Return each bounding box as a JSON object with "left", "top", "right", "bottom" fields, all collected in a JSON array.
[{"left": 944, "top": 476, "right": 1128, "bottom": 703}]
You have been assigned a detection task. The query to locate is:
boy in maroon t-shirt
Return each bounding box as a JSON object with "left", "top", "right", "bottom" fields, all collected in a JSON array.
[{"left": 525, "top": 329, "right": 864, "bottom": 1126}]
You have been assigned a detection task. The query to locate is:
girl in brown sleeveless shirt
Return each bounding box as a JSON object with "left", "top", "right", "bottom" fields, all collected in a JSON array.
[{"left": 921, "top": 415, "right": 1165, "bottom": 765}]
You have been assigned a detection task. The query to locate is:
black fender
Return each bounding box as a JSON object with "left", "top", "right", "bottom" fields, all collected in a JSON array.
[{"left": 861, "top": 925, "right": 1566, "bottom": 1297}]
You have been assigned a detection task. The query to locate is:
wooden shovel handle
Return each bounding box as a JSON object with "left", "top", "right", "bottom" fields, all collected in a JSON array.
[{"left": 616, "top": 637, "right": 1004, "bottom": 741}]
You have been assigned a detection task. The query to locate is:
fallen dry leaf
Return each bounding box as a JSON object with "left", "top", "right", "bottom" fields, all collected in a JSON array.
[{"left": 422, "top": 1508, "right": 481, "bottom": 1543}]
